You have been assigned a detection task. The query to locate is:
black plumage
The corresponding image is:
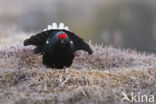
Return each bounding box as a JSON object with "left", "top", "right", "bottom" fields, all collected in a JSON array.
[{"left": 24, "top": 29, "right": 93, "bottom": 69}]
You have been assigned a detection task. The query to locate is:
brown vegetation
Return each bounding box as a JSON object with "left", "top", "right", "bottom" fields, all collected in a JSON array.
[{"left": 0, "top": 41, "right": 155, "bottom": 104}]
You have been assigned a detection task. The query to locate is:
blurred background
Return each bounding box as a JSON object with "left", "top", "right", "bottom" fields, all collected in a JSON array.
[{"left": 0, "top": 0, "right": 156, "bottom": 52}]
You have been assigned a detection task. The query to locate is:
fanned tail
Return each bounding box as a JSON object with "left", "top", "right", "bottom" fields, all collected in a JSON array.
[{"left": 43, "top": 22, "right": 70, "bottom": 31}]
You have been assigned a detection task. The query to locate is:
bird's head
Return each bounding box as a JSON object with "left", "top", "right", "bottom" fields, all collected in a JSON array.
[
  {"left": 46, "top": 31, "right": 70, "bottom": 49},
  {"left": 55, "top": 31, "right": 70, "bottom": 47},
  {"left": 57, "top": 31, "right": 68, "bottom": 41}
]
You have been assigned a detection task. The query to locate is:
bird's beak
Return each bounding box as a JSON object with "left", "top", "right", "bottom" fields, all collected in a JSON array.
[{"left": 61, "top": 40, "right": 64, "bottom": 44}]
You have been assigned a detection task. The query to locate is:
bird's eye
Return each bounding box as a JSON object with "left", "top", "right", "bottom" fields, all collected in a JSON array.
[
  {"left": 58, "top": 34, "right": 62, "bottom": 39},
  {"left": 62, "top": 33, "right": 67, "bottom": 39}
]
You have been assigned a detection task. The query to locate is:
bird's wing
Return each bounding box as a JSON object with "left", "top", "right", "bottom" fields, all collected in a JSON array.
[
  {"left": 24, "top": 30, "right": 55, "bottom": 47},
  {"left": 24, "top": 22, "right": 70, "bottom": 47},
  {"left": 23, "top": 29, "right": 67, "bottom": 54},
  {"left": 64, "top": 30, "right": 93, "bottom": 55},
  {"left": 24, "top": 30, "right": 56, "bottom": 54}
]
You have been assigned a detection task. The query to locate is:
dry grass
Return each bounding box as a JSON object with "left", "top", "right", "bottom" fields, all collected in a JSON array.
[{"left": 0, "top": 36, "right": 155, "bottom": 104}]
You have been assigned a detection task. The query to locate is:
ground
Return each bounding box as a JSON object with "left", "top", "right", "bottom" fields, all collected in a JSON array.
[{"left": 0, "top": 33, "right": 155, "bottom": 104}]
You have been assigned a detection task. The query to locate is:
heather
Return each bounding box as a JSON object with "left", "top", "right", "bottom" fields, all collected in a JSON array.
[{"left": 0, "top": 39, "right": 155, "bottom": 104}]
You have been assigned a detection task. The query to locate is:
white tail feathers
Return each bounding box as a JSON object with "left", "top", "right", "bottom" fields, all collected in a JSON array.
[
  {"left": 47, "top": 25, "right": 52, "bottom": 30},
  {"left": 52, "top": 23, "right": 57, "bottom": 29},
  {"left": 58, "top": 23, "right": 64, "bottom": 29},
  {"left": 43, "top": 23, "right": 70, "bottom": 31},
  {"left": 64, "top": 26, "right": 69, "bottom": 30}
]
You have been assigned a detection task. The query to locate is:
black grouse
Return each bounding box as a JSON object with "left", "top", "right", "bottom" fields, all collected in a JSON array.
[{"left": 24, "top": 23, "right": 93, "bottom": 69}]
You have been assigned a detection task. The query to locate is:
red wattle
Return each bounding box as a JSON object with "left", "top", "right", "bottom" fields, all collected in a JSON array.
[
  {"left": 62, "top": 33, "right": 67, "bottom": 39},
  {"left": 58, "top": 34, "right": 62, "bottom": 39}
]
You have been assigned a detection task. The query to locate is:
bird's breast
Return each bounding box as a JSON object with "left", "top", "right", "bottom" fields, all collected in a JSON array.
[{"left": 43, "top": 43, "right": 75, "bottom": 68}]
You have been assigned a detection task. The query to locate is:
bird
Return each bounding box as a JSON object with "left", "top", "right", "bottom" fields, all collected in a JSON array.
[{"left": 24, "top": 23, "right": 93, "bottom": 69}]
